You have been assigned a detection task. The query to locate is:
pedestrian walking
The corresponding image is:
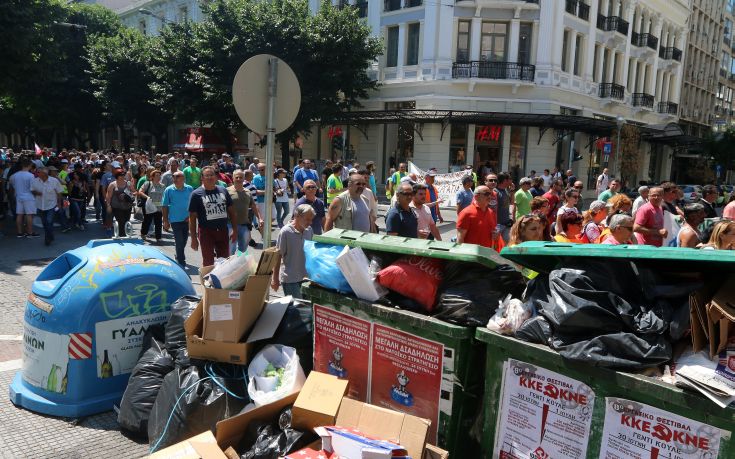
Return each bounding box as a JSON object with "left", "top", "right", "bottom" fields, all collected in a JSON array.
[
  {"left": 188, "top": 166, "right": 237, "bottom": 267},
  {"left": 271, "top": 204, "right": 315, "bottom": 299},
  {"left": 596, "top": 168, "right": 609, "bottom": 196},
  {"left": 633, "top": 186, "right": 667, "bottom": 247},
  {"left": 385, "top": 182, "right": 418, "bottom": 238},
  {"left": 106, "top": 170, "right": 135, "bottom": 237},
  {"left": 162, "top": 171, "right": 193, "bottom": 267},
  {"left": 456, "top": 175, "right": 475, "bottom": 215},
  {"left": 293, "top": 179, "right": 325, "bottom": 235},
  {"left": 293, "top": 159, "right": 319, "bottom": 199},
  {"left": 411, "top": 183, "right": 441, "bottom": 240},
  {"left": 31, "top": 167, "right": 63, "bottom": 245},
  {"left": 138, "top": 169, "right": 166, "bottom": 243},
  {"left": 183, "top": 157, "right": 202, "bottom": 188},
  {"left": 324, "top": 171, "right": 373, "bottom": 232},
  {"left": 456, "top": 185, "right": 497, "bottom": 248},
  {"left": 274, "top": 168, "right": 291, "bottom": 228},
  {"left": 227, "top": 169, "right": 262, "bottom": 254},
  {"left": 676, "top": 203, "right": 706, "bottom": 248},
  {"left": 9, "top": 158, "right": 39, "bottom": 238}
]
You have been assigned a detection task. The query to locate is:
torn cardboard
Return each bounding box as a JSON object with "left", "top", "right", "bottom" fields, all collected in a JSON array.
[
  {"left": 292, "top": 371, "right": 349, "bottom": 431},
  {"left": 215, "top": 392, "right": 300, "bottom": 450},
  {"left": 691, "top": 276, "right": 735, "bottom": 358},
  {"left": 185, "top": 298, "right": 287, "bottom": 365},
  {"left": 150, "top": 430, "right": 227, "bottom": 459}
]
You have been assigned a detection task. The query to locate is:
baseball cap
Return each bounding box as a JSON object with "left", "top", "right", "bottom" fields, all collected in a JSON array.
[
  {"left": 60, "top": 159, "right": 69, "bottom": 164},
  {"left": 111, "top": 161, "right": 121, "bottom": 168}
]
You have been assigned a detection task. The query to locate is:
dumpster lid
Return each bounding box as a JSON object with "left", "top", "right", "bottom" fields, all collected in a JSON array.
[
  {"left": 501, "top": 241, "right": 735, "bottom": 274},
  {"left": 314, "top": 229, "right": 513, "bottom": 269}
]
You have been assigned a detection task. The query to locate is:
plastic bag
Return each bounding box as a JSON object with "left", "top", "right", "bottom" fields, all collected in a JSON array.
[
  {"left": 486, "top": 295, "right": 533, "bottom": 335},
  {"left": 514, "top": 316, "right": 553, "bottom": 345},
  {"left": 253, "top": 301, "right": 314, "bottom": 375},
  {"left": 433, "top": 263, "right": 525, "bottom": 326},
  {"left": 239, "top": 407, "right": 315, "bottom": 459},
  {"left": 165, "top": 295, "right": 201, "bottom": 359},
  {"left": 145, "top": 197, "right": 157, "bottom": 214},
  {"left": 377, "top": 256, "right": 444, "bottom": 312},
  {"left": 207, "top": 251, "right": 258, "bottom": 290},
  {"left": 118, "top": 338, "right": 174, "bottom": 436},
  {"left": 336, "top": 246, "right": 388, "bottom": 302},
  {"left": 304, "top": 241, "right": 353, "bottom": 294},
  {"left": 148, "top": 365, "right": 247, "bottom": 451},
  {"left": 247, "top": 345, "right": 306, "bottom": 407}
]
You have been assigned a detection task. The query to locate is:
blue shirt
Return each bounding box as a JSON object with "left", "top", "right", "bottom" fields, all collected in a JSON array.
[
  {"left": 252, "top": 174, "right": 266, "bottom": 203},
  {"left": 294, "top": 196, "right": 326, "bottom": 235},
  {"left": 294, "top": 168, "right": 318, "bottom": 188},
  {"left": 427, "top": 184, "right": 439, "bottom": 221},
  {"left": 456, "top": 189, "right": 473, "bottom": 213},
  {"left": 385, "top": 204, "right": 418, "bottom": 238},
  {"left": 162, "top": 184, "right": 194, "bottom": 223},
  {"left": 369, "top": 174, "right": 377, "bottom": 196}
]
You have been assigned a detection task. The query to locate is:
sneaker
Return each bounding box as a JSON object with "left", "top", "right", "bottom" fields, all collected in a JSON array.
[
  {"left": 27, "top": 233, "right": 41, "bottom": 238},
  {"left": 16, "top": 233, "right": 26, "bottom": 239},
  {"left": 248, "top": 239, "right": 258, "bottom": 248},
  {"left": 61, "top": 227, "right": 71, "bottom": 233}
]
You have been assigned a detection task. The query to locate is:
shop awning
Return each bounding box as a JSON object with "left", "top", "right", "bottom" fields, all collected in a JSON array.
[{"left": 638, "top": 122, "right": 703, "bottom": 149}]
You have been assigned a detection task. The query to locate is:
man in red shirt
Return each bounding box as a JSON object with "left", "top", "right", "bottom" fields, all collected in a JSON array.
[
  {"left": 542, "top": 179, "right": 563, "bottom": 233},
  {"left": 456, "top": 185, "right": 497, "bottom": 248},
  {"left": 634, "top": 186, "right": 667, "bottom": 247}
]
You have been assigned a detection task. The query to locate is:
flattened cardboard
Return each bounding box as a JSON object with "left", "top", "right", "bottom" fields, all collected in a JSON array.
[
  {"left": 150, "top": 430, "right": 227, "bottom": 459},
  {"left": 690, "top": 278, "right": 726, "bottom": 355},
  {"left": 185, "top": 299, "right": 287, "bottom": 365},
  {"left": 292, "top": 371, "right": 349, "bottom": 431},
  {"left": 423, "top": 444, "right": 449, "bottom": 459},
  {"left": 708, "top": 278, "right": 735, "bottom": 357},
  {"left": 215, "top": 391, "right": 300, "bottom": 450}
]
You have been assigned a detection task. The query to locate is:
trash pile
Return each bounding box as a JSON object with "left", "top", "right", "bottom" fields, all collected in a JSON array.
[{"left": 116, "top": 247, "right": 450, "bottom": 459}]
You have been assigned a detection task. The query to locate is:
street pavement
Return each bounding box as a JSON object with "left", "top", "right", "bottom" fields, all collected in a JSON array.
[{"left": 0, "top": 203, "right": 459, "bottom": 458}]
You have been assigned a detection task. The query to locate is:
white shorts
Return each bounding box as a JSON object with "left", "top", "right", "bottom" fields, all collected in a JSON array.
[{"left": 16, "top": 200, "right": 37, "bottom": 215}]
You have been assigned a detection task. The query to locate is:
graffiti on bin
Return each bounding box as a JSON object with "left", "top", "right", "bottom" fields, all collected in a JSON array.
[{"left": 99, "top": 283, "right": 168, "bottom": 319}]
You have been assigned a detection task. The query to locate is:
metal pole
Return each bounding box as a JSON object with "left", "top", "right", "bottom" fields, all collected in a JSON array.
[
  {"left": 614, "top": 128, "right": 621, "bottom": 178},
  {"left": 567, "top": 136, "right": 575, "bottom": 174},
  {"left": 263, "top": 58, "right": 278, "bottom": 248}
]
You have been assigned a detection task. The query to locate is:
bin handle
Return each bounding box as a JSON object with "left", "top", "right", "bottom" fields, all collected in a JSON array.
[{"left": 427, "top": 246, "right": 451, "bottom": 252}]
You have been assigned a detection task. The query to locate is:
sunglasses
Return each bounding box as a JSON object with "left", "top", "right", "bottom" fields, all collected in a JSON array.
[
  {"left": 399, "top": 191, "right": 415, "bottom": 196},
  {"left": 486, "top": 179, "right": 498, "bottom": 183},
  {"left": 304, "top": 185, "right": 317, "bottom": 189},
  {"left": 574, "top": 185, "right": 583, "bottom": 189}
]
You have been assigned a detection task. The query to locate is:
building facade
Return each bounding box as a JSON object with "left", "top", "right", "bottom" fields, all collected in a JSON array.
[
  {"left": 301, "top": 0, "right": 692, "bottom": 190},
  {"left": 714, "top": 0, "right": 735, "bottom": 132}
]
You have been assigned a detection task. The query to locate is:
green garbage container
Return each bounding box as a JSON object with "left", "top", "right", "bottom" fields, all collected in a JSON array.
[
  {"left": 302, "top": 229, "right": 519, "bottom": 457},
  {"left": 475, "top": 241, "right": 735, "bottom": 459}
]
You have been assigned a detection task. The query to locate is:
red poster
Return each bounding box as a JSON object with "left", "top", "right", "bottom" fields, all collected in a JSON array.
[
  {"left": 370, "top": 324, "right": 443, "bottom": 443},
  {"left": 313, "top": 304, "right": 371, "bottom": 401}
]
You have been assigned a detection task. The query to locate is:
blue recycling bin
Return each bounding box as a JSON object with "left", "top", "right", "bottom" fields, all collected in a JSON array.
[{"left": 9, "top": 239, "right": 195, "bottom": 418}]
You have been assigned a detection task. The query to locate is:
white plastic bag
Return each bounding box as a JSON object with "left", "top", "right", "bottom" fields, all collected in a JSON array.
[
  {"left": 336, "top": 246, "right": 388, "bottom": 302},
  {"left": 486, "top": 295, "right": 532, "bottom": 335},
  {"left": 247, "top": 345, "right": 306, "bottom": 407},
  {"left": 207, "top": 251, "right": 258, "bottom": 289},
  {"left": 144, "top": 197, "right": 157, "bottom": 214}
]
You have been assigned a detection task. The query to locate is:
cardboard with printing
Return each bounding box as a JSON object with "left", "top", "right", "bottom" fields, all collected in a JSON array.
[
  {"left": 200, "top": 247, "right": 279, "bottom": 343},
  {"left": 149, "top": 430, "right": 228, "bottom": 459},
  {"left": 185, "top": 297, "right": 288, "bottom": 365}
]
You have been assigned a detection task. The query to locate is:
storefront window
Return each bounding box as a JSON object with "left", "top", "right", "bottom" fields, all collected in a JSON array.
[
  {"left": 449, "top": 124, "right": 468, "bottom": 172},
  {"left": 508, "top": 126, "right": 528, "bottom": 184},
  {"left": 473, "top": 125, "right": 503, "bottom": 174},
  {"left": 384, "top": 101, "right": 415, "bottom": 169}
]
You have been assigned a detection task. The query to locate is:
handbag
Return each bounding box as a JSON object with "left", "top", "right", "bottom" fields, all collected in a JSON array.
[{"left": 145, "top": 196, "right": 157, "bottom": 214}]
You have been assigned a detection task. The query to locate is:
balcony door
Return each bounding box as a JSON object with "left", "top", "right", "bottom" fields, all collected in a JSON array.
[{"left": 480, "top": 22, "right": 508, "bottom": 78}]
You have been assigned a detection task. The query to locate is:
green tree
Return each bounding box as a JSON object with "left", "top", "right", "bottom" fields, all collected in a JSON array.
[
  {"left": 88, "top": 28, "right": 169, "bottom": 150},
  {"left": 150, "top": 0, "right": 382, "bottom": 165}
]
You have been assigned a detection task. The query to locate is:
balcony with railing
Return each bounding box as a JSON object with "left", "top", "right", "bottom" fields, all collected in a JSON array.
[
  {"left": 597, "top": 14, "right": 629, "bottom": 35},
  {"left": 632, "top": 93, "right": 654, "bottom": 109},
  {"left": 659, "top": 47, "right": 683, "bottom": 62},
  {"left": 631, "top": 32, "right": 658, "bottom": 50},
  {"left": 599, "top": 82, "right": 625, "bottom": 100},
  {"left": 452, "top": 61, "right": 536, "bottom": 82},
  {"left": 658, "top": 102, "right": 678, "bottom": 115},
  {"left": 565, "top": 0, "right": 589, "bottom": 20}
]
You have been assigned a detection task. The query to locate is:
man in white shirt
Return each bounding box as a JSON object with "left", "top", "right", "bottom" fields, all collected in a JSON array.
[
  {"left": 9, "top": 158, "right": 39, "bottom": 238},
  {"left": 410, "top": 184, "right": 442, "bottom": 240},
  {"left": 541, "top": 169, "right": 552, "bottom": 190},
  {"left": 632, "top": 185, "right": 649, "bottom": 218},
  {"left": 31, "top": 167, "right": 63, "bottom": 245},
  {"left": 596, "top": 168, "right": 610, "bottom": 196}
]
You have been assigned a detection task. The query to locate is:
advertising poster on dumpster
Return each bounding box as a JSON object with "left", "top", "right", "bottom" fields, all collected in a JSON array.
[
  {"left": 600, "top": 397, "right": 726, "bottom": 459},
  {"left": 312, "top": 304, "right": 371, "bottom": 401},
  {"left": 370, "top": 323, "right": 443, "bottom": 443},
  {"left": 495, "top": 358, "right": 595, "bottom": 459},
  {"left": 21, "top": 324, "right": 70, "bottom": 393},
  {"left": 94, "top": 311, "right": 170, "bottom": 378}
]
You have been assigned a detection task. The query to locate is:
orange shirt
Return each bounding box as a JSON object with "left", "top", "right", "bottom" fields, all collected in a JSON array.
[{"left": 457, "top": 202, "right": 497, "bottom": 248}]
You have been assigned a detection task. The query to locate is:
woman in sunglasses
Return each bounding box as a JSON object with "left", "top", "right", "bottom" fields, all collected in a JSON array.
[
  {"left": 554, "top": 210, "right": 585, "bottom": 243},
  {"left": 508, "top": 214, "right": 545, "bottom": 246}
]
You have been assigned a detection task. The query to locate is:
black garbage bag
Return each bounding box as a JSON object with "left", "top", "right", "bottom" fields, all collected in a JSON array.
[
  {"left": 514, "top": 316, "right": 552, "bottom": 345},
  {"left": 139, "top": 324, "right": 167, "bottom": 360},
  {"left": 165, "top": 295, "right": 201, "bottom": 359},
  {"left": 253, "top": 301, "right": 314, "bottom": 374},
  {"left": 433, "top": 263, "right": 525, "bottom": 327},
  {"left": 118, "top": 338, "right": 174, "bottom": 437},
  {"left": 526, "top": 260, "right": 673, "bottom": 369},
  {"left": 239, "top": 408, "right": 317, "bottom": 459},
  {"left": 148, "top": 365, "right": 247, "bottom": 452}
]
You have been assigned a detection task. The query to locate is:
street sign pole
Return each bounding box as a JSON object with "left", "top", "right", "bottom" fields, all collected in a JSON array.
[{"left": 263, "top": 58, "right": 278, "bottom": 248}]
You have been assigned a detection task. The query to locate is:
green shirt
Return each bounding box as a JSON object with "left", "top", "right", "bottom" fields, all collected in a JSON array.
[
  {"left": 514, "top": 189, "right": 533, "bottom": 220},
  {"left": 598, "top": 189, "right": 618, "bottom": 202},
  {"left": 326, "top": 174, "right": 343, "bottom": 204},
  {"left": 137, "top": 176, "right": 148, "bottom": 189},
  {"left": 391, "top": 171, "right": 406, "bottom": 185},
  {"left": 183, "top": 166, "right": 202, "bottom": 188}
]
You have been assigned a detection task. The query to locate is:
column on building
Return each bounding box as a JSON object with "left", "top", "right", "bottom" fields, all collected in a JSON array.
[
  {"left": 536, "top": 0, "right": 554, "bottom": 70},
  {"left": 584, "top": 0, "right": 600, "bottom": 81},
  {"left": 621, "top": 0, "right": 635, "bottom": 92},
  {"left": 551, "top": 0, "right": 565, "bottom": 71},
  {"left": 509, "top": 18, "right": 521, "bottom": 64},
  {"left": 470, "top": 17, "right": 482, "bottom": 62},
  {"left": 397, "top": 22, "right": 407, "bottom": 78}
]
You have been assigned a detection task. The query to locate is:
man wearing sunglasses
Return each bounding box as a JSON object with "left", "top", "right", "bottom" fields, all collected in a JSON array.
[
  {"left": 324, "top": 171, "right": 373, "bottom": 233},
  {"left": 457, "top": 185, "right": 496, "bottom": 248},
  {"left": 293, "top": 179, "right": 325, "bottom": 235},
  {"left": 385, "top": 182, "right": 418, "bottom": 238}
]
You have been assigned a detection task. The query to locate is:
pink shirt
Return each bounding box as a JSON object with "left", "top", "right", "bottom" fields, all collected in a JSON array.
[
  {"left": 724, "top": 201, "right": 735, "bottom": 220},
  {"left": 634, "top": 202, "right": 664, "bottom": 247},
  {"left": 602, "top": 237, "right": 621, "bottom": 245}
]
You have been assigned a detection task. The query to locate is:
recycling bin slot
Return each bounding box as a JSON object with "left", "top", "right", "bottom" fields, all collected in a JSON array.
[
  {"left": 9, "top": 239, "right": 196, "bottom": 418},
  {"left": 427, "top": 246, "right": 450, "bottom": 252}
]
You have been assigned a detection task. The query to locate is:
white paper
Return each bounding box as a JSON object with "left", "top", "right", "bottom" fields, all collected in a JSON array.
[
  {"left": 676, "top": 349, "right": 735, "bottom": 397},
  {"left": 246, "top": 297, "right": 290, "bottom": 343},
  {"left": 494, "top": 358, "right": 595, "bottom": 459},
  {"left": 95, "top": 311, "right": 170, "bottom": 377},
  {"left": 208, "top": 304, "right": 233, "bottom": 322},
  {"left": 600, "top": 397, "right": 727, "bottom": 459},
  {"left": 21, "top": 324, "right": 70, "bottom": 393}
]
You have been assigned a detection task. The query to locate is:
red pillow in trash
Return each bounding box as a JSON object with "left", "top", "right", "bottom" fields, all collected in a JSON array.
[{"left": 377, "top": 256, "right": 444, "bottom": 312}]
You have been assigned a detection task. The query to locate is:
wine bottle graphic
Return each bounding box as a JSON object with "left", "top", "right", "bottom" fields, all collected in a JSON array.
[{"left": 100, "top": 350, "right": 114, "bottom": 378}]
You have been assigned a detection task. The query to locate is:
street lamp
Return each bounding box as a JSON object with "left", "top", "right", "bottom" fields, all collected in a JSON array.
[
  {"left": 139, "top": 8, "right": 171, "bottom": 24},
  {"left": 614, "top": 115, "right": 624, "bottom": 179}
]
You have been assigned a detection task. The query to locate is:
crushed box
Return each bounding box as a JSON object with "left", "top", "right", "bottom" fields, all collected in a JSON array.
[
  {"left": 185, "top": 296, "right": 288, "bottom": 365},
  {"left": 691, "top": 275, "right": 735, "bottom": 358},
  {"left": 149, "top": 430, "right": 228, "bottom": 459},
  {"left": 292, "top": 371, "right": 349, "bottom": 431},
  {"left": 200, "top": 247, "right": 279, "bottom": 343}
]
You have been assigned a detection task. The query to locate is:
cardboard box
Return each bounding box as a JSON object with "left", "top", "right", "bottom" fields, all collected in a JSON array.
[
  {"left": 200, "top": 247, "right": 279, "bottom": 343},
  {"left": 150, "top": 431, "right": 228, "bottom": 459},
  {"left": 292, "top": 371, "right": 349, "bottom": 431},
  {"left": 691, "top": 276, "right": 735, "bottom": 358},
  {"left": 315, "top": 426, "right": 408, "bottom": 459},
  {"left": 185, "top": 297, "right": 289, "bottom": 365}
]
